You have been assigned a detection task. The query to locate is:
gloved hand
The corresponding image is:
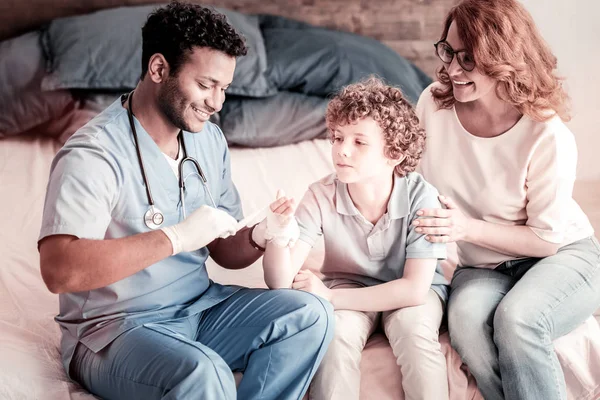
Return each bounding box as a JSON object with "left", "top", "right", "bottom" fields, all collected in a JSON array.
[
  {"left": 252, "top": 190, "right": 299, "bottom": 248},
  {"left": 161, "top": 205, "right": 238, "bottom": 255}
]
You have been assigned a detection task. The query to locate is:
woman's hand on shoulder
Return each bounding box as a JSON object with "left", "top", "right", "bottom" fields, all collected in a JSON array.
[{"left": 413, "top": 195, "right": 472, "bottom": 243}]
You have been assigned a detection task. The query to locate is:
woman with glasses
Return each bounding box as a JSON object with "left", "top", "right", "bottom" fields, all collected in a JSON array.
[{"left": 414, "top": 0, "right": 600, "bottom": 399}]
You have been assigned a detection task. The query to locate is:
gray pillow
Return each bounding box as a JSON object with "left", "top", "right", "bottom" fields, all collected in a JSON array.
[
  {"left": 219, "top": 91, "right": 328, "bottom": 147},
  {"left": 41, "top": 4, "right": 276, "bottom": 97},
  {"left": 261, "top": 16, "right": 432, "bottom": 104},
  {"left": 0, "top": 31, "right": 73, "bottom": 137}
]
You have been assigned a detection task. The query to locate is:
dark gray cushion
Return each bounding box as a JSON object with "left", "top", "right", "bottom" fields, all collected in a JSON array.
[
  {"left": 260, "top": 16, "right": 432, "bottom": 104},
  {"left": 41, "top": 4, "right": 276, "bottom": 97},
  {"left": 0, "top": 31, "right": 73, "bottom": 136},
  {"left": 219, "top": 91, "right": 328, "bottom": 147},
  {"left": 258, "top": 14, "right": 315, "bottom": 31}
]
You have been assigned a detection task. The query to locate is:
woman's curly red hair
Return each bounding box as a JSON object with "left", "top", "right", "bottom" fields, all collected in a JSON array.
[
  {"left": 326, "top": 77, "right": 426, "bottom": 177},
  {"left": 433, "top": 0, "right": 570, "bottom": 122}
]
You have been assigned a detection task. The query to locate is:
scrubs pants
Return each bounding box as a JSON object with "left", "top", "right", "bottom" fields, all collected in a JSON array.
[{"left": 70, "top": 288, "right": 334, "bottom": 400}]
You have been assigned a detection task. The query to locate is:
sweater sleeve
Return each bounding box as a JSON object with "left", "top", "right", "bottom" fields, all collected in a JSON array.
[{"left": 525, "top": 123, "right": 578, "bottom": 243}]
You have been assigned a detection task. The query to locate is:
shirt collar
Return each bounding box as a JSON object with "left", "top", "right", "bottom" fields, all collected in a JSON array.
[
  {"left": 335, "top": 179, "right": 359, "bottom": 216},
  {"left": 335, "top": 174, "right": 410, "bottom": 219}
]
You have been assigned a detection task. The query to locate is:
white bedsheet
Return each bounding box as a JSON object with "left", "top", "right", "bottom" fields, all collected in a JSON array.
[{"left": 1, "top": 134, "right": 599, "bottom": 400}]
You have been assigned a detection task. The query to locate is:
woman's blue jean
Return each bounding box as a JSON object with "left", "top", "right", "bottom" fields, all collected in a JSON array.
[{"left": 448, "top": 236, "right": 600, "bottom": 400}]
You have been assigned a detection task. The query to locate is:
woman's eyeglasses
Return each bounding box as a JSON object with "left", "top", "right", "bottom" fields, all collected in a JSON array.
[{"left": 434, "top": 41, "right": 476, "bottom": 72}]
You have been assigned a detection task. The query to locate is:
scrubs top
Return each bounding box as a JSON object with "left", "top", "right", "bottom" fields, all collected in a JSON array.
[{"left": 39, "top": 98, "right": 244, "bottom": 373}]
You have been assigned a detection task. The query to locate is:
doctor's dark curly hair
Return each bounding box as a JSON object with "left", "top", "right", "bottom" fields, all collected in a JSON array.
[
  {"left": 326, "top": 77, "right": 426, "bottom": 177},
  {"left": 140, "top": 1, "right": 247, "bottom": 79}
]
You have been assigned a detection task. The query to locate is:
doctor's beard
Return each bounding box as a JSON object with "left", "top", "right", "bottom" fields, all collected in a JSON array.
[{"left": 157, "top": 76, "right": 202, "bottom": 133}]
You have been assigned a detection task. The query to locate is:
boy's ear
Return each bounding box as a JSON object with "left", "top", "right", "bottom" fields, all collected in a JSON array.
[{"left": 388, "top": 154, "right": 406, "bottom": 166}]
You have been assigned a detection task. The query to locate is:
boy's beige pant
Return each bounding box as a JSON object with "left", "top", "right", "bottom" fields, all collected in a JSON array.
[{"left": 309, "top": 289, "right": 449, "bottom": 400}]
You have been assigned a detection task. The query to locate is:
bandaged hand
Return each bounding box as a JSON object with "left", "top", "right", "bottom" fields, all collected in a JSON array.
[
  {"left": 252, "top": 190, "right": 299, "bottom": 248},
  {"left": 161, "top": 205, "right": 238, "bottom": 255}
]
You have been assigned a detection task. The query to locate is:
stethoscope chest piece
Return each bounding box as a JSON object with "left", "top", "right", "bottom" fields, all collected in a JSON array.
[
  {"left": 126, "top": 90, "right": 215, "bottom": 230},
  {"left": 144, "top": 206, "right": 165, "bottom": 229}
]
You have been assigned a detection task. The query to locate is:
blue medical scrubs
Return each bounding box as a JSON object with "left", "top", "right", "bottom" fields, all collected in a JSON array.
[{"left": 39, "top": 98, "right": 334, "bottom": 399}]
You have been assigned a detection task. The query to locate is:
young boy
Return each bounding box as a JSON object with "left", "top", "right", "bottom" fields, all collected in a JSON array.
[{"left": 262, "top": 77, "right": 450, "bottom": 400}]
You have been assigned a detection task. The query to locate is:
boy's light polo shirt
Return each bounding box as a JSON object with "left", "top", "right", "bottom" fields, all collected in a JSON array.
[{"left": 296, "top": 172, "right": 449, "bottom": 301}]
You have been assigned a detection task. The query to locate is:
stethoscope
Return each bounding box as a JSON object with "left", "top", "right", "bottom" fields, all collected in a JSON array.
[{"left": 126, "top": 92, "right": 217, "bottom": 230}]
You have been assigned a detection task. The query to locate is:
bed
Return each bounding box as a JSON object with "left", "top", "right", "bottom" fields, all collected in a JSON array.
[
  {"left": 2, "top": 129, "right": 600, "bottom": 400},
  {"left": 1, "top": 1, "right": 599, "bottom": 399}
]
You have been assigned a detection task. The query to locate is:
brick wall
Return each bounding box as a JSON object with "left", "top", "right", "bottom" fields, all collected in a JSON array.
[
  {"left": 205, "top": 0, "right": 458, "bottom": 77},
  {"left": 1, "top": 0, "right": 458, "bottom": 77}
]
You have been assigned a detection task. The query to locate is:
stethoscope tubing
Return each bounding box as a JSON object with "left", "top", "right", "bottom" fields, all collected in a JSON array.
[
  {"left": 127, "top": 92, "right": 156, "bottom": 208},
  {"left": 126, "top": 91, "right": 216, "bottom": 228}
]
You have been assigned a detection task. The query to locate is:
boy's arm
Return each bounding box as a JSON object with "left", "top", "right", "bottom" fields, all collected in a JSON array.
[
  {"left": 265, "top": 185, "right": 322, "bottom": 289},
  {"left": 263, "top": 240, "right": 312, "bottom": 289},
  {"left": 297, "top": 258, "right": 437, "bottom": 312}
]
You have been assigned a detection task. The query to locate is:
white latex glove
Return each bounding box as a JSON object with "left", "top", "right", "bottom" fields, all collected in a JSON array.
[
  {"left": 161, "top": 205, "right": 238, "bottom": 255},
  {"left": 252, "top": 190, "right": 299, "bottom": 248}
]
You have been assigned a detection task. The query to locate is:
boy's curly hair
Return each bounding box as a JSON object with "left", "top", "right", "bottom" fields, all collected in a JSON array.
[
  {"left": 326, "top": 77, "right": 426, "bottom": 177},
  {"left": 141, "top": 1, "right": 247, "bottom": 79}
]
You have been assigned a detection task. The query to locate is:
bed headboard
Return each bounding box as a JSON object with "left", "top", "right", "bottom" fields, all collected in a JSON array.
[{"left": 0, "top": 0, "right": 457, "bottom": 77}]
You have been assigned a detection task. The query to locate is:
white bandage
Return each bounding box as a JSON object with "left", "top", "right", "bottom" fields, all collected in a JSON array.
[{"left": 263, "top": 209, "right": 300, "bottom": 248}]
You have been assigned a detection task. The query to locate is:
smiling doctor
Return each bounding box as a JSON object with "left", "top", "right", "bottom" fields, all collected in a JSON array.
[{"left": 37, "top": 3, "right": 333, "bottom": 400}]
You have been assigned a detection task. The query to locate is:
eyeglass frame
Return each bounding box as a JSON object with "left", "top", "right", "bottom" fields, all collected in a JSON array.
[{"left": 433, "top": 40, "right": 476, "bottom": 72}]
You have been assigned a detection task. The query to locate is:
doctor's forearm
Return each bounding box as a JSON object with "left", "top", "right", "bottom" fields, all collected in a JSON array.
[
  {"left": 207, "top": 227, "right": 263, "bottom": 269},
  {"left": 40, "top": 231, "right": 172, "bottom": 294}
]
